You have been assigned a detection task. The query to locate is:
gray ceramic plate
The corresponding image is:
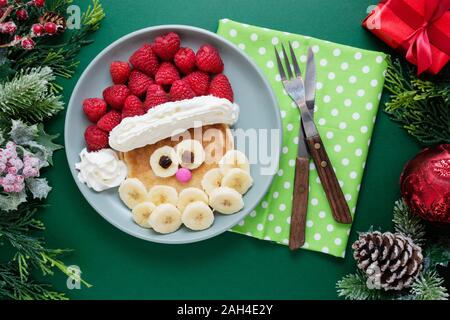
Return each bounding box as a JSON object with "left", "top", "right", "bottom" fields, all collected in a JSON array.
[{"left": 65, "top": 25, "right": 281, "bottom": 244}]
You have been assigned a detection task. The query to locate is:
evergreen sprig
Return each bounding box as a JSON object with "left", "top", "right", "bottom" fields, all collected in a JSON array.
[
  {"left": 392, "top": 199, "right": 426, "bottom": 246},
  {"left": 383, "top": 57, "right": 450, "bottom": 144},
  {"left": 337, "top": 272, "right": 388, "bottom": 300},
  {"left": 10, "top": 0, "right": 105, "bottom": 79},
  {"left": 0, "top": 67, "right": 64, "bottom": 123},
  {"left": 410, "top": 271, "right": 449, "bottom": 300}
]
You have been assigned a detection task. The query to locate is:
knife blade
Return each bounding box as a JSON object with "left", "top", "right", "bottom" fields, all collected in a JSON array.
[{"left": 304, "top": 47, "right": 316, "bottom": 113}]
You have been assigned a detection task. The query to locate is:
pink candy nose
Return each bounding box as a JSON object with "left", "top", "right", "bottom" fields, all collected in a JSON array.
[{"left": 175, "top": 168, "right": 192, "bottom": 183}]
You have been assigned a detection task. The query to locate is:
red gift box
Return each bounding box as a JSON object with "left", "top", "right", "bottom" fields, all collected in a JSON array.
[{"left": 363, "top": 0, "right": 450, "bottom": 75}]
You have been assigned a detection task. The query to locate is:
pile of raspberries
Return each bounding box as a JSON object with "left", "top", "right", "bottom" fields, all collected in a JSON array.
[{"left": 83, "top": 32, "right": 234, "bottom": 151}]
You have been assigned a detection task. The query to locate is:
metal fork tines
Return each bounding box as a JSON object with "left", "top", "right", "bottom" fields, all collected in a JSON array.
[{"left": 275, "top": 43, "right": 352, "bottom": 226}]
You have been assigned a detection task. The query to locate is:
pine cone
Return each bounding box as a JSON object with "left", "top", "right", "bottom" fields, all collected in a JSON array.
[
  {"left": 352, "top": 231, "right": 423, "bottom": 291},
  {"left": 39, "top": 12, "right": 66, "bottom": 34}
]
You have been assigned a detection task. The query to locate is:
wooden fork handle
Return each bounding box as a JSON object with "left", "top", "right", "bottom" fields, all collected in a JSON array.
[
  {"left": 305, "top": 135, "right": 353, "bottom": 224},
  {"left": 289, "top": 156, "right": 309, "bottom": 250}
]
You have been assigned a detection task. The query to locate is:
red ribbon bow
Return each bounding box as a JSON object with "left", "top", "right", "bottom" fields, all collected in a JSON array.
[{"left": 381, "top": 0, "right": 450, "bottom": 74}]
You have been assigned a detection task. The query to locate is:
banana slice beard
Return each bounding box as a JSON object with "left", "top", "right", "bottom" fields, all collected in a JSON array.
[
  {"left": 132, "top": 202, "right": 156, "bottom": 228},
  {"left": 175, "top": 139, "right": 205, "bottom": 170},
  {"left": 182, "top": 201, "right": 214, "bottom": 231},
  {"left": 148, "top": 185, "right": 178, "bottom": 206},
  {"left": 219, "top": 150, "right": 250, "bottom": 175},
  {"left": 149, "top": 146, "right": 179, "bottom": 178},
  {"left": 221, "top": 168, "right": 253, "bottom": 194},
  {"left": 209, "top": 186, "right": 244, "bottom": 215},
  {"left": 118, "top": 178, "right": 149, "bottom": 209},
  {"left": 177, "top": 187, "right": 209, "bottom": 212},
  {"left": 149, "top": 203, "right": 182, "bottom": 234},
  {"left": 201, "top": 168, "right": 223, "bottom": 195}
]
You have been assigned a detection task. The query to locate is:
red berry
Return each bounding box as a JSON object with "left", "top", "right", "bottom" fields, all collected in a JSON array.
[
  {"left": 196, "top": 45, "right": 224, "bottom": 74},
  {"left": 128, "top": 70, "right": 153, "bottom": 98},
  {"left": 155, "top": 62, "right": 179, "bottom": 86},
  {"left": 21, "top": 37, "right": 35, "bottom": 50},
  {"left": 209, "top": 74, "right": 234, "bottom": 102},
  {"left": 82, "top": 98, "right": 107, "bottom": 122},
  {"left": 103, "top": 85, "right": 130, "bottom": 110},
  {"left": 1, "top": 21, "right": 17, "bottom": 34},
  {"left": 152, "top": 32, "right": 180, "bottom": 61},
  {"left": 144, "top": 84, "right": 169, "bottom": 110},
  {"left": 33, "top": 0, "right": 45, "bottom": 7},
  {"left": 0, "top": 0, "right": 7, "bottom": 7},
  {"left": 84, "top": 125, "right": 109, "bottom": 151},
  {"left": 31, "top": 23, "right": 45, "bottom": 36},
  {"left": 174, "top": 47, "right": 196, "bottom": 74},
  {"left": 170, "top": 80, "right": 196, "bottom": 101},
  {"left": 109, "top": 61, "right": 131, "bottom": 85},
  {"left": 16, "top": 9, "right": 28, "bottom": 21},
  {"left": 44, "top": 22, "right": 57, "bottom": 35},
  {"left": 185, "top": 71, "right": 210, "bottom": 96},
  {"left": 129, "top": 44, "right": 159, "bottom": 77},
  {"left": 122, "top": 95, "right": 145, "bottom": 119},
  {"left": 97, "top": 111, "right": 122, "bottom": 132}
]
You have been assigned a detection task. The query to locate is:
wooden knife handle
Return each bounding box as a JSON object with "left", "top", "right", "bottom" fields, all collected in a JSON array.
[
  {"left": 289, "top": 157, "right": 310, "bottom": 250},
  {"left": 305, "top": 134, "right": 352, "bottom": 224}
]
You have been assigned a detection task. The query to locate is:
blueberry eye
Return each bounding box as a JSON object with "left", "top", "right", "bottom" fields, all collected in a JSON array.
[{"left": 158, "top": 155, "right": 172, "bottom": 169}]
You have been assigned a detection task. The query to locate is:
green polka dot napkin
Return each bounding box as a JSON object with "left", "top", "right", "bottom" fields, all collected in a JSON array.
[{"left": 217, "top": 19, "right": 387, "bottom": 258}]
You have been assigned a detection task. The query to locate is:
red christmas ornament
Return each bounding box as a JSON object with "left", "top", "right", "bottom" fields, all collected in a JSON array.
[
  {"left": 33, "top": 0, "right": 45, "bottom": 7},
  {"left": 0, "top": 0, "right": 7, "bottom": 8},
  {"left": 400, "top": 144, "right": 450, "bottom": 224},
  {"left": 21, "top": 37, "right": 35, "bottom": 50}
]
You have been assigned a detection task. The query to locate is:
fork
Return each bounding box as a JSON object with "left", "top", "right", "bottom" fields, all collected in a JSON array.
[{"left": 275, "top": 43, "right": 352, "bottom": 229}]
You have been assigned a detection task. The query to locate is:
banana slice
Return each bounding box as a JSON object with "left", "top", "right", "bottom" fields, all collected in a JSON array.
[
  {"left": 219, "top": 150, "right": 250, "bottom": 175},
  {"left": 221, "top": 168, "right": 253, "bottom": 194},
  {"left": 182, "top": 201, "right": 214, "bottom": 231},
  {"left": 175, "top": 139, "right": 205, "bottom": 170},
  {"left": 149, "top": 203, "right": 182, "bottom": 234},
  {"left": 148, "top": 185, "right": 178, "bottom": 206},
  {"left": 209, "top": 186, "right": 244, "bottom": 214},
  {"left": 201, "top": 168, "right": 223, "bottom": 195},
  {"left": 132, "top": 202, "right": 156, "bottom": 228},
  {"left": 149, "top": 146, "right": 179, "bottom": 178},
  {"left": 178, "top": 187, "right": 209, "bottom": 212},
  {"left": 118, "top": 178, "right": 148, "bottom": 209}
]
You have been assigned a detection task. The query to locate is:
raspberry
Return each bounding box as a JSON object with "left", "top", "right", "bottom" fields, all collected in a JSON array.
[
  {"left": 185, "top": 71, "right": 210, "bottom": 96},
  {"left": 174, "top": 47, "right": 196, "bottom": 74},
  {"left": 97, "top": 111, "right": 122, "bottom": 132},
  {"left": 122, "top": 95, "right": 145, "bottom": 119},
  {"left": 170, "top": 80, "right": 196, "bottom": 101},
  {"left": 151, "top": 32, "right": 180, "bottom": 61},
  {"left": 103, "top": 84, "right": 130, "bottom": 110},
  {"left": 195, "top": 44, "right": 224, "bottom": 74},
  {"left": 82, "top": 98, "right": 107, "bottom": 122},
  {"left": 155, "top": 62, "right": 180, "bottom": 86},
  {"left": 209, "top": 74, "right": 234, "bottom": 102},
  {"left": 129, "top": 44, "right": 159, "bottom": 77},
  {"left": 144, "top": 84, "right": 169, "bottom": 110},
  {"left": 84, "top": 125, "right": 109, "bottom": 151},
  {"left": 110, "top": 61, "right": 131, "bottom": 85},
  {"left": 128, "top": 70, "right": 153, "bottom": 98}
]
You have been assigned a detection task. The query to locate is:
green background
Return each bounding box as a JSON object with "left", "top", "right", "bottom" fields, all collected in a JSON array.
[{"left": 40, "top": 0, "right": 445, "bottom": 299}]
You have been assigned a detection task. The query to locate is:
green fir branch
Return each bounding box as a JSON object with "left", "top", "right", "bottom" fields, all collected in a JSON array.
[
  {"left": 11, "top": 0, "right": 105, "bottom": 80},
  {"left": 410, "top": 271, "right": 449, "bottom": 300},
  {"left": 392, "top": 199, "right": 426, "bottom": 246},
  {"left": 336, "top": 272, "right": 388, "bottom": 300},
  {"left": 383, "top": 56, "right": 450, "bottom": 144},
  {"left": 0, "top": 67, "right": 64, "bottom": 123}
]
